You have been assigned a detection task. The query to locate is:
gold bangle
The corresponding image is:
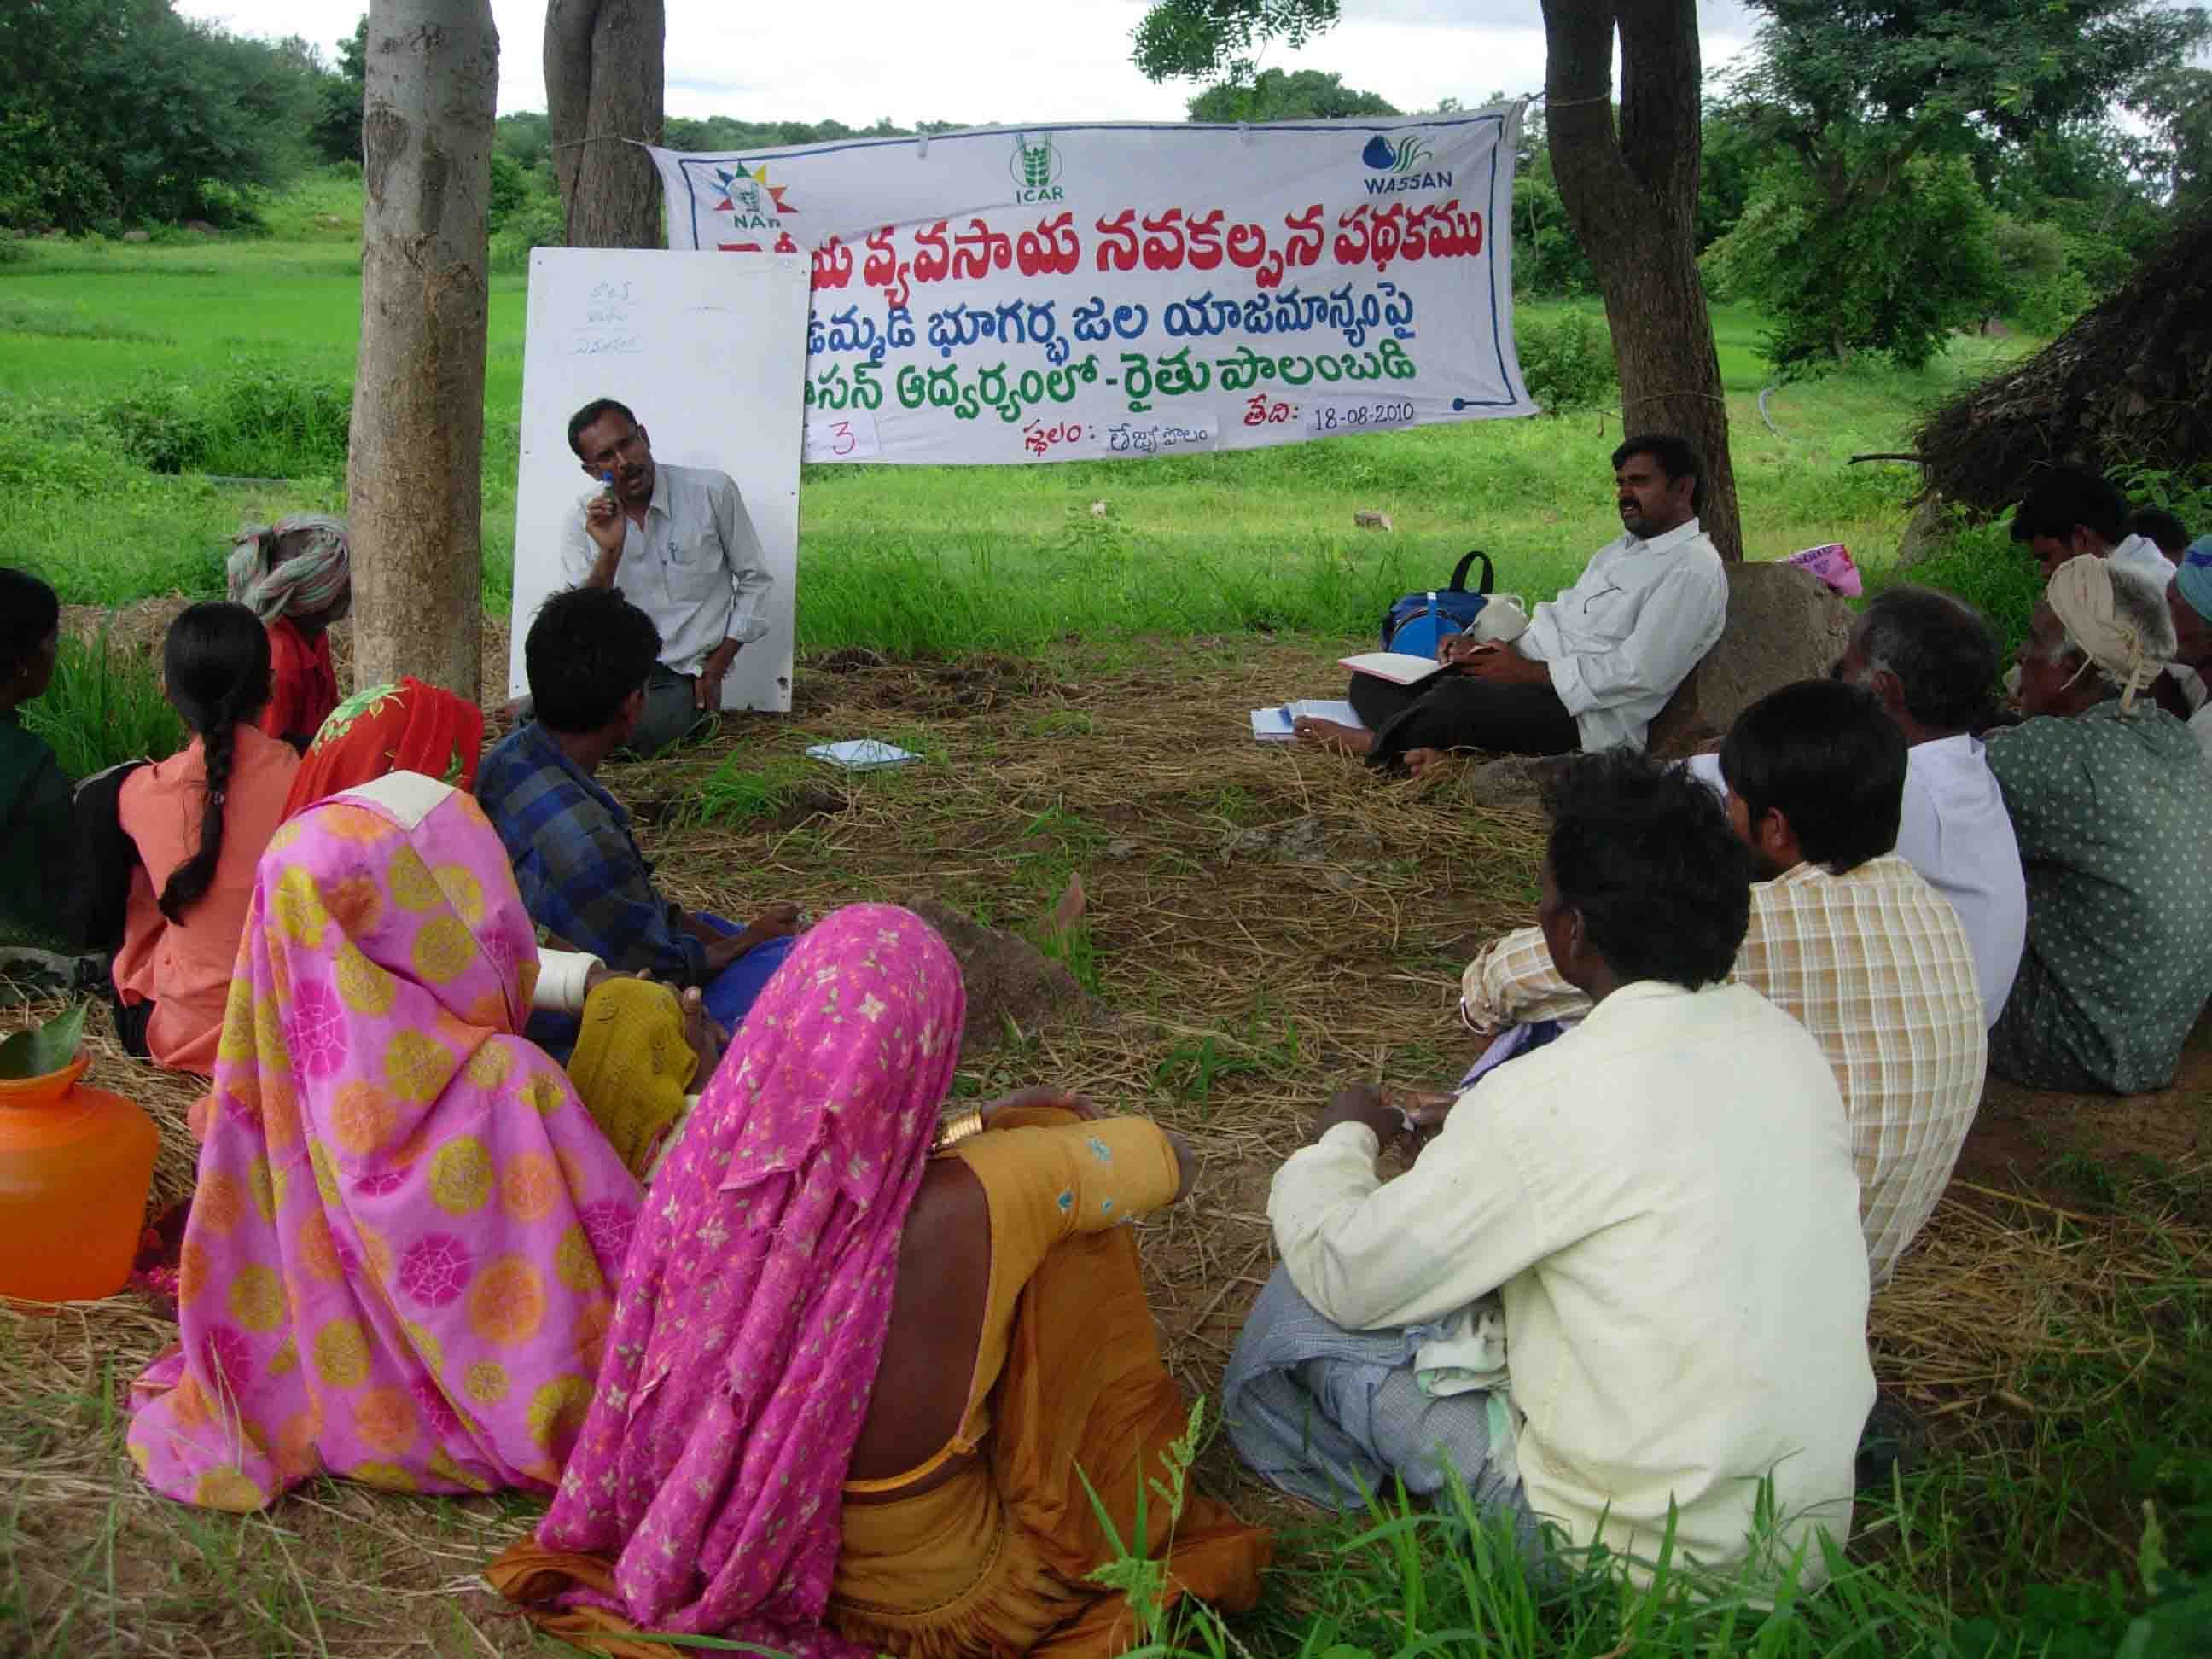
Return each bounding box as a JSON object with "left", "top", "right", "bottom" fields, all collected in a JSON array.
[{"left": 934, "top": 1106, "right": 985, "bottom": 1150}]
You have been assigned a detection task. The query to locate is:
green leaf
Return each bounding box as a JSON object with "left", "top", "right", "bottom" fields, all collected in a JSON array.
[{"left": 0, "top": 1003, "right": 88, "bottom": 1081}]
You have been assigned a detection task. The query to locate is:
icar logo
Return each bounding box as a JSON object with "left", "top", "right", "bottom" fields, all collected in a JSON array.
[
  {"left": 1010, "top": 133, "right": 1065, "bottom": 204},
  {"left": 1360, "top": 132, "right": 1453, "bottom": 195}
]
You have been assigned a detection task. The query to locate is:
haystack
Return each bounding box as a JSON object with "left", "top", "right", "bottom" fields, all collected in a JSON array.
[{"left": 1914, "top": 207, "right": 2212, "bottom": 515}]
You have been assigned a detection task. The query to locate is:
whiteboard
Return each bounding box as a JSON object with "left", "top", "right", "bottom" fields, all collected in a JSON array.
[{"left": 508, "top": 248, "right": 810, "bottom": 711}]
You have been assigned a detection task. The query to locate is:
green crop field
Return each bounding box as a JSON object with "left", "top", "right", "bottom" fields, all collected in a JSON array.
[{"left": 0, "top": 186, "right": 2039, "bottom": 661}]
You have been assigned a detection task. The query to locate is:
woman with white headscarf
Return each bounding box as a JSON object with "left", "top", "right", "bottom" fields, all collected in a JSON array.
[
  {"left": 1984, "top": 555, "right": 2212, "bottom": 1093},
  {"left": 226, "top": 513, "right": 353, "bottom": 751}
]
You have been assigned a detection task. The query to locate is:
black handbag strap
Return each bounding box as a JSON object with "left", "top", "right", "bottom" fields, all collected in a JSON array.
[{"left": 1448, "top": 550, "right": 1495, "bottom": 596}]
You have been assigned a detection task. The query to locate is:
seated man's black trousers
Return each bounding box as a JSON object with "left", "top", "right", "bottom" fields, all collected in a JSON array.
[{"left": 1347, "top": 672, "right": 1580, "bottom": 766}]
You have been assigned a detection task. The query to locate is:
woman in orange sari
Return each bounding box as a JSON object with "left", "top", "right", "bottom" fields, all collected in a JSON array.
[{"left": 489, "top": 904, "right": 1269, "bottom": 1656}]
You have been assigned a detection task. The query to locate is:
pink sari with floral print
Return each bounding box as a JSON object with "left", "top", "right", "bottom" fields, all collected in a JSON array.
[
  {"left": 502, "top": 904, "right": 964, "bottom": 1657},
  {"left": 127, "top": 773, "right": 642, "bottom": 1512}
]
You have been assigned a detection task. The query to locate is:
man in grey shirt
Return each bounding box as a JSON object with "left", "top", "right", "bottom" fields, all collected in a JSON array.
[{"left": 561, "top": 397, "right": 774, "bottom": 754}]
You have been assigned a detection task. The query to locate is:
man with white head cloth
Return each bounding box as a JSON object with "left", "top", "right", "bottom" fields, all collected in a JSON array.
[{"left": 1983, "top": 556, "right": 2212, "bottom": 1094}]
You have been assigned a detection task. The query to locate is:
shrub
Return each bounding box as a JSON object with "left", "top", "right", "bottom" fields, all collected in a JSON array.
[
  {"left": 96, "top": 379, "right": 208, "bottom": 475},
  {"left": 1516, "top": 311, "right": 1618, "bottom": 412},
  {"left": 2014, "top": 267, "right": 2099, "bottom": 339},
  {"left": 490, "top": 194, "right": 567, "bottom": 276},
  {"left": 99, "top": 364, "right": 352, "bottom": 478},
  {"left": 23, "top": 634, "right": 185, "bottom": 777}
]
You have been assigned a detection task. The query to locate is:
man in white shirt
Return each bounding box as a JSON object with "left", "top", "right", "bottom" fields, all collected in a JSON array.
[
  {"left": 1295, "top": 434, "right": 1726, "bottom": 774},
  {"left": 1686, "top": 585, "right": 2026, "bottom": 1020},
  {"left": 2010, "top": 465, "right": 2172, "bottom": 589},
  {"left": 561, "top": 398, "right": 775, "bottom": 754},
  {"left": 1225, "top": 753, "right": 1871, "bottom": 1587}
]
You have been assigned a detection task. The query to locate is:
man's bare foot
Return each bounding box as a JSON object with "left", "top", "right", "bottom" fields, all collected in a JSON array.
[
  {"left": 1405, "top": 746, "right": 1455, "bottom": 778},
  {"left": 1294, "top": 716, "right": 1376, "bottom": 757}
]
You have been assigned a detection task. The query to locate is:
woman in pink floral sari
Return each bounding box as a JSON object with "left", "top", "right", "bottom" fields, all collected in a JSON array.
[{"left": 128, "top": 772, "right": 643, "bottom": 1511}]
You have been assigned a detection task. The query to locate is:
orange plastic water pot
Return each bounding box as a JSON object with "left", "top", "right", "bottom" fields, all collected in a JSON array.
[{"left": 0, "top": 1055, "right": 160, "bottom": 1303}]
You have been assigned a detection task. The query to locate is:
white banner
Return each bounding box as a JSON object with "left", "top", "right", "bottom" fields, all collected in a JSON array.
[{"left": 649, "top": 108, "right": 1535, "bottom": 465}]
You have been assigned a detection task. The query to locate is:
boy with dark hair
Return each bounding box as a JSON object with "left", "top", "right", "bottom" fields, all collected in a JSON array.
[
  {"left": 1226, "top": 750, "right": 1871, "bottom": 1589},
  {"left": 2010, "top": 465, "right": 2169, "bottom": 587},
  {"left": 1718, "top": 680, "right": 1907, "bottom": 877},
  {"left": 476, "top": 586, "right": 801, "bottom": 1030},
  {"left": 1468, "top": 680, "right": 1987, "bottom": 1286},
  {"left": 1296, "top": 434, "right": 1726, "bottom": 772}
]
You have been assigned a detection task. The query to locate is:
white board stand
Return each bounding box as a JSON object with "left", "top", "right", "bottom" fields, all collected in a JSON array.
[{"left": 508, "top": 249, "right": 810, "bottom": 712}]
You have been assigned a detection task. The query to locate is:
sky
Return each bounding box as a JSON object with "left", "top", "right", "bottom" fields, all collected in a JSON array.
[{"left": 174, "top": 0, "right": 1769, "bottom": 125}]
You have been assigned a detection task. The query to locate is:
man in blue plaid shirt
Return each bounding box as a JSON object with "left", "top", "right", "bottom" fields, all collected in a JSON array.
[{"left": 478, "top": 586, "right": 800, "bottom": 1027}]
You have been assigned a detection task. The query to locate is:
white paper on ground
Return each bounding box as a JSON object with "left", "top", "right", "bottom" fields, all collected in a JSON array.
[
  {"left": 805, "top": 739, "right": 919, "bottom": 770},
  {"left": 1250, "top": 699, "right": 1367, "bottom": 742}
]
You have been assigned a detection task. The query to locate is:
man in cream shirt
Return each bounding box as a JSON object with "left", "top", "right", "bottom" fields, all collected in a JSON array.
[
  {"left": 1298, "top": 434, "right": 1726, "bottom": 773},
  {"left": 1225, "top": 753, "right": 1871, "bottom": 1586}
]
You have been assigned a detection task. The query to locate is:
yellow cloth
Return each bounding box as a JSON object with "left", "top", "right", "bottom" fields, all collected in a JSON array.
[
  {"left": 828, "top": 1109, "right": 1269, "bottom": 1658},
  {"left": 565, "top": 976, "right": 696, "bottom": 1177}
]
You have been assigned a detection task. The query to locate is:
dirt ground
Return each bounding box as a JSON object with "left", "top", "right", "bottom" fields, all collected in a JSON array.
[{"left": 3, "top": 631, "right": 2207, "bottom": 1656}]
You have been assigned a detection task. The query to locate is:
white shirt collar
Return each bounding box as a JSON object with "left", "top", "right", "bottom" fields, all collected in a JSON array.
[{"left": 1625, "top": 516, "right": 1704, "bottom": 556}]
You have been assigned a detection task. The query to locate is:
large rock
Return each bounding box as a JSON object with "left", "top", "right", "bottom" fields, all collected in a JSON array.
[
  {"left": 1645, "top": 562, "right": 1855, "bottom": 758},
  {"left": 1895, "top": 496, "right": 1956, "bottom": 569}
]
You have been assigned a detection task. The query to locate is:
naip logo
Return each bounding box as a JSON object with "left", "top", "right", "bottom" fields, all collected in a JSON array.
[
  {"left": 1010, "top": 132, "right": 1065, "bottom": 204},
  {"left": 709, "top": 163, "right": 796, "bottom": 230},
  {"left": 1359, "top": 132, "right": 1452, "bottom": 195},
  {"left": 707, "top": 161, "right": 799, "bottom": 253}
]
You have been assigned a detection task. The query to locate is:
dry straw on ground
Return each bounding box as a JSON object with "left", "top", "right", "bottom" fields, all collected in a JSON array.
[{"left": 1, "top": 634, "right": 2196, "bottom": 1653}]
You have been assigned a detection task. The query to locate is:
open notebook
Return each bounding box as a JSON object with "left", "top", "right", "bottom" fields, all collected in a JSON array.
[{"left": 1338, "top": 650, "right": 1446, "bottom": 686}]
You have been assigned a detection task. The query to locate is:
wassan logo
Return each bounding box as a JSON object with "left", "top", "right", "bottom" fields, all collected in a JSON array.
[{"left": 1360, "top": 133, "right": 1452, "bottom": 195}]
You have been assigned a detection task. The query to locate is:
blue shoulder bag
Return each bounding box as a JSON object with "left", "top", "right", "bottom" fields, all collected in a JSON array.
[{"left": 1382, "top": 550, "right": 1494, "bottom": 659}]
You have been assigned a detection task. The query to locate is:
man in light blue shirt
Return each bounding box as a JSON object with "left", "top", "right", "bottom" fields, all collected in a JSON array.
[{"left": 560, "top": 397, "right": 775, "bottom": 753}]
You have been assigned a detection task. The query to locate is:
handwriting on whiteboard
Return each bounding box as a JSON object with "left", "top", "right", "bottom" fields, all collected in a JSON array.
[{"left": 569, "top": 279, "right": 641, "bottom": 356}]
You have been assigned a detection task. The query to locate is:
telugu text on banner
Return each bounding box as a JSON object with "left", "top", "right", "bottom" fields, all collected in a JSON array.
[{"left": 649, "top": 109, "right": 1535, "bottom": 465}]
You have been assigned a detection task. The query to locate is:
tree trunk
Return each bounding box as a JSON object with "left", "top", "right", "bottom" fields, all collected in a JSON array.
[
  {"left": 349, "top": 0, "right": 497, "bottom": 701},
  {"left": 1539, "top": 0, "right": 1743, "bottom": 562},
  {"left": 544, "top": 0, "right": 665, "bottom": 247}
]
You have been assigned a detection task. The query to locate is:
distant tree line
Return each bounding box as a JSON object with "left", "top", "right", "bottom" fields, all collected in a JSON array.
[
  {"left": 1511, "top": 0, "right": 2211, "bottom": 375},
  {"left": 10, "top": 0, "right": 2205, "bottom": 387},
  {"left": 0, "top": 0, "right": 358, "bottom": 230}
]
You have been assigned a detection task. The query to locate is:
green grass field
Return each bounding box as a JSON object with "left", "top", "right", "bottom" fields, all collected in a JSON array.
[{"left": 0, "top": 172, "right": 2036, "bottom": 658}]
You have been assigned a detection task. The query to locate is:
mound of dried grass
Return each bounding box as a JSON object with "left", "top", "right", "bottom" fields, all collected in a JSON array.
[{"left": 1871, "top": 1179, "right": 2212, "bottom": 1437}]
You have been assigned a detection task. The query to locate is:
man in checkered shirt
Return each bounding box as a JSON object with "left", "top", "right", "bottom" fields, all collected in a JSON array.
[{"left": 1461, "top": 679, "right": 1987, "bottom": 1286}]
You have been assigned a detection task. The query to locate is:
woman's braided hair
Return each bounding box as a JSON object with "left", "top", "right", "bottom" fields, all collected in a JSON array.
[{"left": 156, "top": 602, "right": 271, "bottom": 925}]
